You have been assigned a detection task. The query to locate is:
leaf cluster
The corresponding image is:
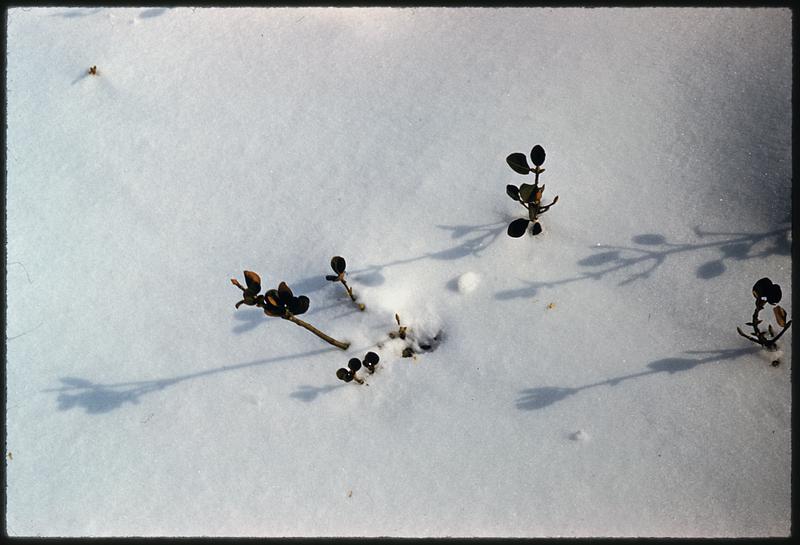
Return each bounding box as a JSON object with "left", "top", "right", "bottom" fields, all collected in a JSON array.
[
  {"left": 505, "top": 144, "right": 558, "bottom": 238},
  {"left": 336, "top": 351, "right": 380, "bottom": 384},
  {"left": 231, "top": 271, "right": 309, "bottom": 317}
]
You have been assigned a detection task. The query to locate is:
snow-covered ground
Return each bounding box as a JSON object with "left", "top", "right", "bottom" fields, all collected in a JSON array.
[{"left": 5, "top": 7, "right": 792, "bottom": 537}]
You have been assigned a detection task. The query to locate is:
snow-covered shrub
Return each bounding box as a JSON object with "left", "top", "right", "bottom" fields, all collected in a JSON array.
[
  {"left": 505, "top": 144, "right": 559, "bottom": 238},
  {"left": 325, "top": 255, "right": 365, "bottom": 311},
  {"left": 231, "top": 271, "right": 350, "bottom": 350},
  {"left": 736, "top": 277, "right": 792, "bottom": 363}
]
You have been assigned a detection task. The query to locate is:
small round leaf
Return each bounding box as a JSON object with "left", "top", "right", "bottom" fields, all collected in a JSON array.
[
  {"left": 530, "top": 145, "right": 546, "bottom": 167},
  {"left": 348, "top": 358, "right": 362, "bottom": 372},
  {"left": 325, "top": 275, "right": 338, "bottom": 281},
  {"left": 289, "top": 295, "right": 310, "bottom": 315},
  {"left": 506, "top": 153, "right": 531, "bottom": 175},
  {"left": 364, "top": 351, "right": 380, "bottom": 365},
  {"left": 507, "top": 218, "right": 530, "bottom": 238},
  {"left": 531, "top": 222, "right": 543, "bottom": 236},
  {"left": 331, "top": 256, "right": 347, "bottom": 274},
  {"left": 336, "top": 368, "right": 353, "bottom": 382},
  {"left": 752, "top": 277, "right": 773, "bottom": 299},
  {"left": 506, "top": 185, "right": 520, "bottom": 201},
  {"left": 766, "top": 283, "right": 782, "bottom": 304}
]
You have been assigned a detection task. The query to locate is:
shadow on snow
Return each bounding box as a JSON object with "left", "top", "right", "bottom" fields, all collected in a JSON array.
[
  {"left": 496, "top": 222, "right": 790, "bottom": 300},
  {"left": 515, "top": 347, "right": 759, "bottom": 411}
]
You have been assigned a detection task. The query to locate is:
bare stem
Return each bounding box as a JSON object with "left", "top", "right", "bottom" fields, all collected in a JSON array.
[
  {"left": 283, "top": 314, "right": 350, "bottom": 350},
  {"left": 340, "top": 278, "right": 365, "bottom": 311}
]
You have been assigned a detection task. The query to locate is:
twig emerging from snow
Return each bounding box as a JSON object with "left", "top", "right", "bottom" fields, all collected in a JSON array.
[{"left": 231, "top": 271, "right": 350, "bottom": 350}]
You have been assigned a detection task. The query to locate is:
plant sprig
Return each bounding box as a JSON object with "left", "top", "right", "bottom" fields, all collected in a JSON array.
[
  {"left": 736, "top": 277, "right": 791, "bottom": 361},
  {"left": 505, "top": 144, "right": 559, "bottom": 238},
  {"left": 326, "top": 256, "right": 365, "bottom": 311},
  {"left": 231, "top": 271, "right": 350, "bottom": 350}
]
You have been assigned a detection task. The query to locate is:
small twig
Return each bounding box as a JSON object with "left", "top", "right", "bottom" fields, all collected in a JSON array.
[
  {"left": 283, "top": 313, "right": 350, "bottom": 350},
  {"left": 339, "top": 278, "right": 365, "bottom": 311}
]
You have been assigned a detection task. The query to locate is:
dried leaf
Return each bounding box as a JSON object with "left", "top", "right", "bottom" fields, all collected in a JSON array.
[
  {"left": 774, "top": 305, "right": 787, "bottom": 327},
  {"left": 277, "top": 282, "right": 294, "bottom": 305},
  {"left": 531, "top": 222, "right": 543, "bottom": 236},
  {"left": 243, "top": 270, "right": 261, "bottom": 295}
]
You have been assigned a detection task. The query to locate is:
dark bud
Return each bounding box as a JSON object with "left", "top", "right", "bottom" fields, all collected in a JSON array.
[
  {"left": 336, "top": 368, "right": 353, "bottom": 382},
  {"left": 506, "top": 184, "right": 520, "bottom": 201},
  {"left": 752, "top": 277, "right": 774, "bottom": 299},
  {"left": 507, "top": 218, "right": 530, "bottom": 238},
  {"left": 325, "top": 275, "right": 338, "bottom": 282},
  {"left": 277, "top": 281, "right": 294, "bottom": 305},
  {"left": 402, "top": 347, "right": 414, "bottom": 358},
  {"left": 530, "top": 145, "right": 546, "bottom": 167},
  {"left": 363, "top": 351, "right": 380, "bottom": 366},
  {"left": 348, "top": 358, "right": 362, "bottom": 372},
  {"left": 288, "top": 295, "right": 310, "bottom": 315},
  {"left": 531, "top": 222, "right": 543, "bottom": 236},
  {"left": 506, "top": 153, "right": 531, "bottom": 175},
  {"left": 243, "top": 271, "right": 261, "bottom": 295},
  {"left": 331, "top": 256, "right": 347, "bottom": 274}
]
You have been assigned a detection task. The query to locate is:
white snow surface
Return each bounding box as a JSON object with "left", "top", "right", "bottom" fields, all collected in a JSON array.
[{"left": 5, "top": 7, "right": 792, "bottom": 537}]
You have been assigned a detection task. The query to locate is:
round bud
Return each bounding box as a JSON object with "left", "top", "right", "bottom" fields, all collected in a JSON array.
[
  {"left": 364, "top": 351, "right": 379, "bottom": 365},
  {"left": 348, "top": 358, "right": 362, "bottom": 372}
]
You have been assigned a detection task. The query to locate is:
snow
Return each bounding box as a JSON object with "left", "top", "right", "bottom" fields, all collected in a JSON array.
[{"left": 5, "top": 7, "right": 791, "bottom": 538}]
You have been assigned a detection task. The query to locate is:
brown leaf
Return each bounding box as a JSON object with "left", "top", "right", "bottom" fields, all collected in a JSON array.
[{"left": 774, "top": 305, "right": 787, "bottom": 327}]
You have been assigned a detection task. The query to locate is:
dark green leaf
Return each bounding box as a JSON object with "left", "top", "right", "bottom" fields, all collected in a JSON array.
[
  {"left": 519, "top": 183, "right": 536, "bottom": 203},
  {"left": 531, "top": 222, "right": 543, "bottom": 236},
  {"left": 530, "top": 145, "right": 546, "bottom": 167},
  {"left": 507, "top": 218, "right": 530, "bottom": 238},
  {"left": 506, "top": 184, "right": 520, "bottom": 201},
  {"left": 506, "top": 153, "right": 531, "bottom": 175},
  {"left": 331, "top": 256, "right": 346, "bottom": 274}
]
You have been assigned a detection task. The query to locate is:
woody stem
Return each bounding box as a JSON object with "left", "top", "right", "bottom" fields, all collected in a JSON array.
[{"left": 283, "top": 314, "right": 350, "bottom": 350}]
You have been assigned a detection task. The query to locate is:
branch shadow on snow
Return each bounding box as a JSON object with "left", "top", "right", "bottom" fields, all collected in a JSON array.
[
  {"left": 515, "top": 347, "right": 758, "bottom": 411},
  {"left": 495, "top": 222, "right": 790, "bottom": 300},
  {"left": 43, "top": 347, "right": 334, "bottom": 414},
  {"left": 283, "top": 219, "right": 509, "bottom": 304}
]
